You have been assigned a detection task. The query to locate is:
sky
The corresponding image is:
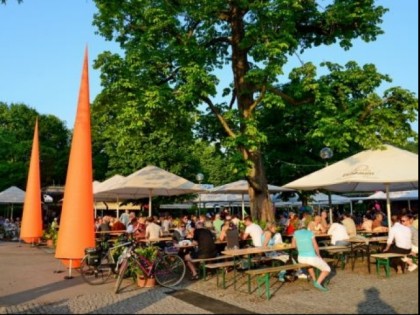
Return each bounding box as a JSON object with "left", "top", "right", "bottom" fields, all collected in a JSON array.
[{"left": 0, "top": 0, "right": 418, "bottom": 132}]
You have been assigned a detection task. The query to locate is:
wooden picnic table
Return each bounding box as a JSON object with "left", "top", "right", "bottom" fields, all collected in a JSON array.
[
  {"left": 222, "top": 244, "right": 295, "bottom": 290},
  {"left": 138, "top": 236, "right": 173, "bottom": 244},
  {"left": 348, "top": 235, "right": 388, "bottom": 273}
]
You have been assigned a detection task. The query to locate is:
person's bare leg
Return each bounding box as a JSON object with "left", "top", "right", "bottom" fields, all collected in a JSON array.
[
  {"left": 184, "top": 254, "right": 197, "bottom": 276},
  {"left": 307, "top": 267, "right": 316, "bottom": 281},
  {"left": 316, "top": 270, "right": 330, "bottom": 285}
]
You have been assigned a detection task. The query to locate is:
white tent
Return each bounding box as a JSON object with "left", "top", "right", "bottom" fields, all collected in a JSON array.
[
  {"left": 284, "top": 145, "right": 418, "bottom": 226},
  {"left": 0, "top": 186, "right": 26, "bottom": 219},
  {"left": 362, "top": 190, "right": 418, "bottom": 211},
  {"left": 209, "top": 180, "right": 293, "bottom": 219},
  {"left": 274, "top": 192, "right": 352, "bottom": 207}
]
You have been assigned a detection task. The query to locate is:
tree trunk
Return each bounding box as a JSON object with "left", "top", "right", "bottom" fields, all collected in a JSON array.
[
  {"left": 245, "top": 150, "right": 275, "bottom": 223},
  {"left": 229, "top": 5, "right": 274, "bottom": 223}
]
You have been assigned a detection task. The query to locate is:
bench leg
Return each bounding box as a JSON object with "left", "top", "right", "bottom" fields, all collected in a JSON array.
[{"left": 256, "top": 274, "right": 271, "bottom": 300}]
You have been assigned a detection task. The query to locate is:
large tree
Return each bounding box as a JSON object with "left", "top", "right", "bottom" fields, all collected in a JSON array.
[{"left": 92, "top": 0, "right": 417, "bottom": 221}]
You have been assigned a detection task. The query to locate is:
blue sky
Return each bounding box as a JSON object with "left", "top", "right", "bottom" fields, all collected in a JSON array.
[{"left": 0, "top": 0, "right": 418, "bottom": 132}]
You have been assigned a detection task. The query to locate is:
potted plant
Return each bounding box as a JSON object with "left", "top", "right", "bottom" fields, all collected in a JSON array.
[
  {"left": 132, "top": 245, "right": 159, "bottom": 287},
  {"left": 42, "top": 223, "right": 58, "bottom": 247}
]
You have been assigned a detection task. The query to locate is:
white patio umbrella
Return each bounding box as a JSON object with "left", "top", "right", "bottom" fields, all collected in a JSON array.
[
  {"left": 363, "top": 190, "right": 418, "bottom": 211},
  {"left": 99, "top": 165, "right": 204, "bottom": 217},
  {"left": 284, "top": 145, "right": 418, "bottom": 227},
  {"left": 209, "top": 180, "right": 294, "bottom": 219}
]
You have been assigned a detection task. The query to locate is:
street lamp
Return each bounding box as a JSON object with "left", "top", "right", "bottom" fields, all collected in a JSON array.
[
  {"left": 196, "top": 173, "right": 204, "bottom": 216},
  {"left": 320, "top": 147, "right": 333, "bottom": 223}
]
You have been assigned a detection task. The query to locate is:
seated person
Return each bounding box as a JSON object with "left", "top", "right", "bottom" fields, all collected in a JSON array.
[
  {"left": 261, "top": 222, "right": 289, "bottom": 262},
  {"left": 292, "top": 226, "right": 331, "bottom": 291},
  {"left": 219, "top": 220, "right": 240, "bottom": 250},
  {"left": 145, "top": 216, "right": 163, "bottom": 240},
  {"left": 359, "top": 213, "right": 373, "bottom": 232},
  {"left": 241, "top": 216, "right": 263, "bottom": 247},
  {"left": 307, "top": 215, "right": 327, "bottom": 235},
  {"left": 372, "top": 212, "right": 388, "bottom": 233},
  {"left": 184, "top": 221, "right": 217, "bottom": 280},
  {"left": 327, "top": 220, "right": 350, "bottom": 246}
]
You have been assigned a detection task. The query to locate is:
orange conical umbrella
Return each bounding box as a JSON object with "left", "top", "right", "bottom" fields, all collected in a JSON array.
[
  {"left": 55, "top": 47, "right": 95, "bottom": 271},
  {"left": 20, "top": 118, "right": 43, "bottom": 243}
]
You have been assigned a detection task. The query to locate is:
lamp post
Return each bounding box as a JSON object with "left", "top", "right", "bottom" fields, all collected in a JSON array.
[
  {"left": 196, "top": 173, "right": 204, "bottom": 216},
  {"left": 320, "top": 147, "right": 333, "bottom": 223}
]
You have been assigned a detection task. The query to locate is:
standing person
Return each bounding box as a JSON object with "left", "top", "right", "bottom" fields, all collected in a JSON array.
[
  {"left": 383, "top": 214, "right": 412, "bottom": 274},
  {"left": 213, "top": 213, "right": 224, "bottom": 238},
  {"left": 184, "top": 221, "right": 217, "bottom": 280},
  {"left": 119, "top": 209, "right": 130, "bottom": 227},
  {"left": 241, "top": 216, "right": 263, "bottom": 247},
  {"left": 292, "top": 226, "right": 331, "bottom": 292}
]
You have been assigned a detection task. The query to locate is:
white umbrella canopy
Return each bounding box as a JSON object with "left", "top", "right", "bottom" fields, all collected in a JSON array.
[
  {"left": 364, "top": 190, "right": 418, "bottom": 201},
  {"left": 101, "top": 165, "right": 203, "bottom": 217},
  {"left": 209, "top": 179, "right": 294, "bottom": 219},
  {"left": 284, "top": 145, "right": 418, "bottom": 226},
  {"left": 94, "top": 175, "right": 129, "bottom": 201},
  {"left": 363, "top": 190, "right": 418, "bottom": 211},
  {"left": 0, "top": 186, "right": 26, "bottom": 220}
]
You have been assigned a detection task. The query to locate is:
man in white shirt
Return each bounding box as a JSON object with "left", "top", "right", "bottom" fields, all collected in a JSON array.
[
  {"left": 241, "top": 216, "right": 263, "bottom": 247},
  {"left": 383, "top": 214, "right": 412, "bottom": 273},
  {"left": 341, "top": 212, "right": 357, "bottom": 238},
  {"left": 327, "top": 221, "right": 350, "bottom": 246}
]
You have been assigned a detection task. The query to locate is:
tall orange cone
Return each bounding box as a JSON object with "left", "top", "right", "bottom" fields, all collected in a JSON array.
[
  {"left": 20, "top": 118, "right": 43, "bottom": 244},
  {"left": 55, "top": 47, "right": 95, "bottom": 274}
]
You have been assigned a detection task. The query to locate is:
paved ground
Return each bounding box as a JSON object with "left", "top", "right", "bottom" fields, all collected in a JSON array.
[{"left": 0, "top": 240, "right": 418, "bottom": 314}]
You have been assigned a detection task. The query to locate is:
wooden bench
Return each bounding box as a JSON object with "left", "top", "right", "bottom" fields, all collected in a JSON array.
[
  {"left": 370, "top": 253, "right": 407, "bottom": 278},
  {"left": 191, "top": 255, "right": 232, "bottom": 279},
  {"left": 205, "top": 260, "right": 239, "bottom": 288},
  {"left": 319, "top": 245, "right": 351, "bottom": 270},
  {"left": 244, "top": 258, "right": 335, "bottom": 300}
]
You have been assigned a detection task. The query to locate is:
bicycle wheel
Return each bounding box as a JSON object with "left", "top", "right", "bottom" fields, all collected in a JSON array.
[
  {"left": 154, "top": 254, "right": 186, "bottom": 287},
  {"left": 80, "top": 254, "right": 113, "bottom": 285},
  {"left": 114, "top": 257, "right": 129, "bottom": 294}
]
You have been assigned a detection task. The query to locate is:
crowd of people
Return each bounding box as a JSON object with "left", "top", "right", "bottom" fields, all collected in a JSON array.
[
  {"left": 3, "top": 202, "right": 417, "bottom": 287},
  {"left": 0, "top": 216, "right": 20, "bottom": 241}
]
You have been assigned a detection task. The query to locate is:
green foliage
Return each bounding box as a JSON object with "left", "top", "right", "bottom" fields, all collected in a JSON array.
[
  {"left": 0, "top": 102, "right": 70, "bottom": 191},
  {"left": 131, "top": 246, "right": 159, "bottom": 279}
]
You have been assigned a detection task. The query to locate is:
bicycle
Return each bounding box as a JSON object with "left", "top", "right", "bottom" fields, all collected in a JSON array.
[
  {"left": 114, "top": 240, "right": 186, "bottom": 293},
  {"left": 80, "top": 236, "right": 131, "bottom": 285}
]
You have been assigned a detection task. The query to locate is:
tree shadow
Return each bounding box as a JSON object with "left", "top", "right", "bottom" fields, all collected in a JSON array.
[{"left": 357, "top": 287, "right": 397, "bottom": 314}]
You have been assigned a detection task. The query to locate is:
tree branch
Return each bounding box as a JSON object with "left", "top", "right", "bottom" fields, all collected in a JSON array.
[
  {"left": 201, "top": 96, "right": 236, "bottom": 138},
  {"left": 266, "top": 86, "right": 314, "bottom": 105}
]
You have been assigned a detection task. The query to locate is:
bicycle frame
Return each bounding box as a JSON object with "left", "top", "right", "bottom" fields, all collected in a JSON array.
[{"left": 115, "top": 242, "right": 186, "bottom": 293}]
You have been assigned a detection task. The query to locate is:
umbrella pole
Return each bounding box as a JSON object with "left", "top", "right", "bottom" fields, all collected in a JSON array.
[
  {"left": 116, "top": 196, "right": 120, "bottom": 219},
  {"left": 241, "top": 194, "right": 245, "bottom": 220},
  {"left": 64, "top": 259, "right": 74, "bottom": 280},
  {"left": 386, "top": 184, "right": 391, "bottom": 228},
  {"left": 148, "top": 190, "right": 152, "bottom": 217}
]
